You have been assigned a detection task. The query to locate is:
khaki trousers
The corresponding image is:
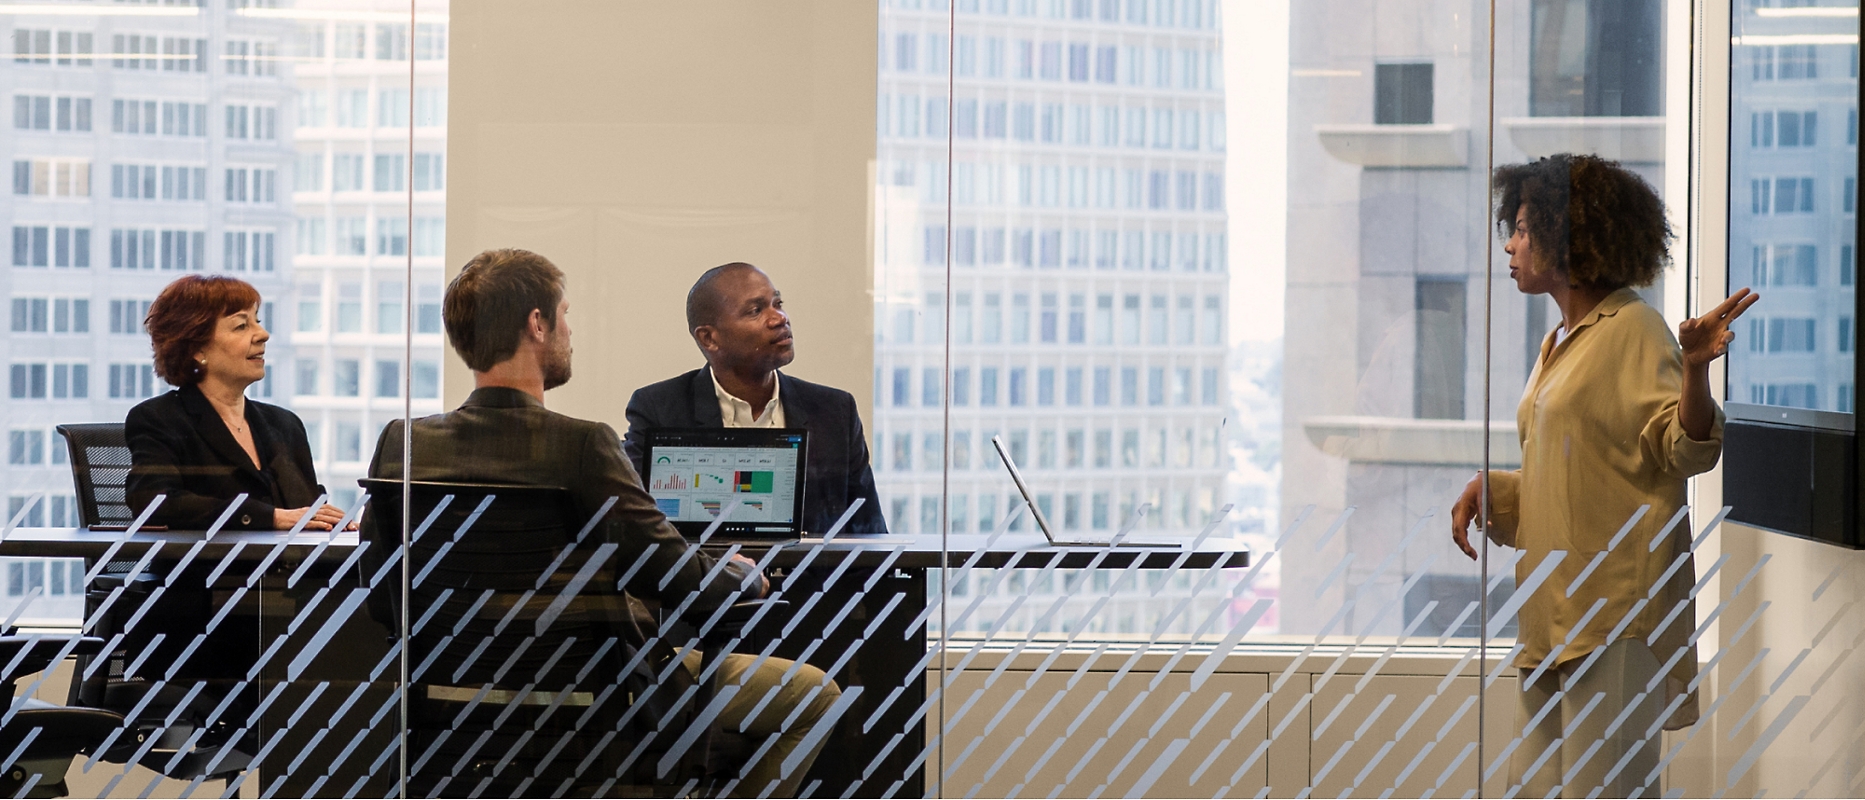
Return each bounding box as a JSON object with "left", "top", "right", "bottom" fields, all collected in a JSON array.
[
  {"left": 683, "top": 651, "right": 841, "bottom": 798},
  {"left": 1511, "top": 638, "right": 1663, "bottom": 799}
]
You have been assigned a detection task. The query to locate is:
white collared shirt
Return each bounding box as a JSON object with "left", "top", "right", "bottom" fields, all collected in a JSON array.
[{"left": 712, "top": 371, "right": 785, "bottom": 428}]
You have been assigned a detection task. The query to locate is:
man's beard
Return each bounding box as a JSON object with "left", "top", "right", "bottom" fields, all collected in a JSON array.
[{"left": 543, "top": 342, "right": 572, "bottom": 391}]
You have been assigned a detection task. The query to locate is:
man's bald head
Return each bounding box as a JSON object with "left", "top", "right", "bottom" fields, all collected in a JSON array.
[{"left": 686, "top": 262, "right": 761, "bottom": 334}]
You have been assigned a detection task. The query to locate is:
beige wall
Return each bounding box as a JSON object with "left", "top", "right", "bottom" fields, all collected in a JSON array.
[{"left": 445, "top": 0, "right": 877, "bottom": 431}]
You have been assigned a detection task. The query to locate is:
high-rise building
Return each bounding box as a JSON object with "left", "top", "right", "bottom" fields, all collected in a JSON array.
[
  {"left": 872, "top": 0, "right": 1230, "bottom": 562},
  {"left": 1278, "top": 0, "right": 1669, "bottom": 636},
  {"left": 285, "top": 2, "right": 448, "bottom": 508},
  {"left": 1727, "top": 4, "right": 1858, "bottom": 414},
  {"left": 0, "top": 0, "right": 447, "bottom": 619},
  {"left": 2, "top": 2, "right": 296, "bottom": 532}
]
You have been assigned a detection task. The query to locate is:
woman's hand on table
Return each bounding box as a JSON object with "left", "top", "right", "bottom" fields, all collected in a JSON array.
[{"left": 274, "top": 503, "right": 356, "bottom": 531}]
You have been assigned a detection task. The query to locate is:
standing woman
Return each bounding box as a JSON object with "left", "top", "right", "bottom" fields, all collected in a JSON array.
[
  {"left": 126, "top": 275, "right": 348, "bottom": 531},
  {"left": 1450, "top": 154, "right": 1758, "bottom": 798}
]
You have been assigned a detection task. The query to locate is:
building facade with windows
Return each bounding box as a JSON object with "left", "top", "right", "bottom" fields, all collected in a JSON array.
[
  {"left": 873, "top": 0, "right": 1229, "bottom": 560},
  {"left": 2, "top": 3, "right": 295, "bottom": 530},
  {"left": 1727, "top": 5, "right": 1858, "bottom": 413},
  {"left": 285, "top": 4, "right": 447, "bottom": 510},
  {"left": 1278, "top": 0, "right": 1674, "bottom": 636}
]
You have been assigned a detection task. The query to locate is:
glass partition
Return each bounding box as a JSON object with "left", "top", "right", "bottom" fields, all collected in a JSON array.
[{"left": 1, "top": 0, "right": 1863, "bottom": 797}]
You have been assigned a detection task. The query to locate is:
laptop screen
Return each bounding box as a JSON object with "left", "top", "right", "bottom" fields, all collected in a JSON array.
[{"left": 641, "top": 428, "right": 807, "bottom": 537}]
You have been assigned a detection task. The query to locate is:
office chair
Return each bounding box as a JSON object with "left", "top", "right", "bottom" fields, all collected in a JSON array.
[
  {"left": 52, "top": 424, "right": 255, "bottom": 784},
  {"left": 0, "top": 635, "right": 126, "bottom": 797},
  {"left": 360, "top": 479, "right": 771, "bottom": 797},
  {"left": 51, "top": 424, "right": 135, "bottom": 530}
]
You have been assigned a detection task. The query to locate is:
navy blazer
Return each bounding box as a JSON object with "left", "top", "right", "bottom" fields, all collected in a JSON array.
[
  {"left": 623, "top": 366, "right": 888, "bottom": 534},
  {"left": 125, "top": 383, "right": 327, "bottom": 530}
]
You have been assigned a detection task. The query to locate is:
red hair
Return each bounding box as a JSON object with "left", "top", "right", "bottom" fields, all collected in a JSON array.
[{"left": 145, "top": 275, "right": 262, "bottom": 386}]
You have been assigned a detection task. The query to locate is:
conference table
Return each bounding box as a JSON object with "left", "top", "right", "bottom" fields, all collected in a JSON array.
[{"left": 0, "top": 526, "right": 1250, "bottom": 797}]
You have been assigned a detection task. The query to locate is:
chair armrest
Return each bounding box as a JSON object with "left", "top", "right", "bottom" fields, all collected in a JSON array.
[
  {"left": 91, "top": 571, "right": 159, "bottom": 593},
  {"left": 701, "top": 600, "right": 789, "bottom": 646}
]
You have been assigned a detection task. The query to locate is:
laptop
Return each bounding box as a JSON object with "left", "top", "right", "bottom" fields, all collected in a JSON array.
[
  {"left": 641, "top": 428, "right": 808, "bottom": 543},
  {"left": 990, "top": 435, "right": 1181, "bottom": 548}
]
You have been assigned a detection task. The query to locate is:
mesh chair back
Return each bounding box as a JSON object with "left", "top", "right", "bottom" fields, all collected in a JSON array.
[{"left": 54, "top": 424, "right": 133, "bottom": 528}]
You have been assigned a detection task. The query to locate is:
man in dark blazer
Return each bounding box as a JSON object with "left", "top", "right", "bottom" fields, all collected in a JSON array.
[
  {"left": 363, "top": 249, "right": 840, "bottom": 797},
  {"left": 622, "top": 262, "right": 888, "bottom": 534}
]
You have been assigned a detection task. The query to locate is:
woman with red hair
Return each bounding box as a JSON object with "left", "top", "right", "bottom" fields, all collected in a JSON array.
[{"left": 126, "top": 275, "right": 349, "bottom": 531}]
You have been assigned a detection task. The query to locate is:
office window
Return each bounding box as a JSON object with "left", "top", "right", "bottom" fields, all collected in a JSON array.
[
  {"left": 106, "top": 364, "right": 157, "bottom": 399},
  {"left": 922, "top": 367, "right": 942, "bottom": 407},
  {"left": 1009, "top": 367, "right": 1027, "bottom": 405},
  {"left": 377, "top": 218, "right": 407, "bottom": 256},
  {"left": 1375, "top": 63, "right": 1434, "bottom": 123},
  {"left": 223, "top": 231, "right": 276, "bottom": 272},
  {"left": 1147, "top": 366, "right": 1165, "bottom": 405},
  {"left": 1148, "top": 295, "right": 1168, "bottom": 344},
  {"left": 407, "top": 284, "right": 441, "bottom": 335},
  {"left": 413, "top": 217, "right": 445, "bottom": 258},
  {"left": 1037, "top": 367, "right": 1055, "bottom": 405},
  {"left": 374, "top": 360, "right": 400, "bottom": 398},
  {"left": 980, "top": 367, "right": 999, "bottom": 406},
  {"left": 8, "top": 430, "right": 43, "bottom": 465},
  {"left": 336, "top": 89, "right": 368, "bottom": 127},
  {"left": 378, "top": 88, "right": 410, "bottom": 127},
  {"left": 1202, "top": 367, "right": 1220, "bottom": 405},
  {"left": 109, "top": 300, "right": 150, "bottom": 335},
  {"left": 1120, "top": 294, "right": 1141, "bottom": 344},
  {"left": 413, "top": 153, "right": 445, "bottom": 191},
  {"left": 417, "top": 22, "right": 448, "bottom": 61},
  {"left": 1121, "top": 366, "right": 1139, "bottom": 405},
  {"left": 1093, "top": 366, "right": 1111, "bottom": 405},
  {"left": 891, "top": 432, "right": 912, "bottom": 472},
  {"left": 952, "top": 368, "right": 970, "bottom": 406},
  {"left": 335, "top": 217, "right": 367, "bottom": 256},
  {"left": 376, "top": 281, "right": 403, "bottom": 334},
  {"left": 297, "top": 217, "right": 327, "bottom": 257},
  {"left": 982, "top": 293, "right": 1002, "bottom": 343},
  {"left": 332, "top": 154, "right": 364, "bottom": 192},
  {"left": 411, "top": 360, "right": 439, "bottom": 399},
  {"left": 1417, "top": 277, "right": 1468, "bottom": 419},
  {"left": 16, "top": 94, "right": 91, "bottom": 132},
  {"left": 15, "top": 28, "right": 93, "bottom": 67},
  {"left": 376, "top": 23, "right": 408, "bottom": 61},
  {"left": 374, "top": 154, "right": 406, "bottom": 192},
  {"left": 952, "top": 430, "right": 970, "bottom": 471},
  {"left": 16, "top": 158, "right": 89, "bottom": 198},
  {"left": 295, "top": 359, "right": 319, "bottom": 396},
  {"left": 892, "top": 367, "right": 910, "bottom": 407},
  {"left": 332, "top": 359, "right": 360, "bottom": 397},
  {"left": 336, "top": 282, "right": 362, "bottom": 332}
]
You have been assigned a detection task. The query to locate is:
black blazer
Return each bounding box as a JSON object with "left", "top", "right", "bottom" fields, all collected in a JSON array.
[
  {"left": 125, "top": 384, "right": 326, "bottom": 530},
  {"left": 623, "top": 366, "right": 888, "bottom": 534}
]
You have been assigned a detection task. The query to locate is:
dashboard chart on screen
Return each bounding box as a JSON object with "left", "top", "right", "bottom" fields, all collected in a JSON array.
[{"left": 642, "top": 428, "right": 806, "bottom": 535}]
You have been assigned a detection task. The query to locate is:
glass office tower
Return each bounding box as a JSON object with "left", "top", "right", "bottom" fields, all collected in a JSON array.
[
  {"left": 873, "top": 0, "right": 1235, "bottom": 634},
  {"left": 285, "top": 2, "right": 447, "bottom": 509},
  {"left": 871, "top": 7, "right": 1230, "bottom": 533},
  {"left": 1, "top": 2, "right": 298, "bottom": 621},
  {"left": 1727, "top": 2, "right": 1858, "bottom": 413}
]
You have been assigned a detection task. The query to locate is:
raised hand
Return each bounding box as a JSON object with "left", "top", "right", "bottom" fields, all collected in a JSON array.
[{"left": 1679, "top": 288, "right": 1761, "bottom": 371}]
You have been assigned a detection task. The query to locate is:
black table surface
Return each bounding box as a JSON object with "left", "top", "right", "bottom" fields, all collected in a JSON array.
[{"left": 0, "top": 527, "right": 1251, "bottom": 570}]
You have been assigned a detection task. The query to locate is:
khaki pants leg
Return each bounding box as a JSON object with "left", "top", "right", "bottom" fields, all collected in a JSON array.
[
  {"left": 1556, "top": 638, "right": 1662, "bottom": 799},
  {"left": 685, "top": 651, "right": 842, "bottom": 798},
  {"left": 1514, "top": 663, "right": 1566, "bottom": 798}
]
